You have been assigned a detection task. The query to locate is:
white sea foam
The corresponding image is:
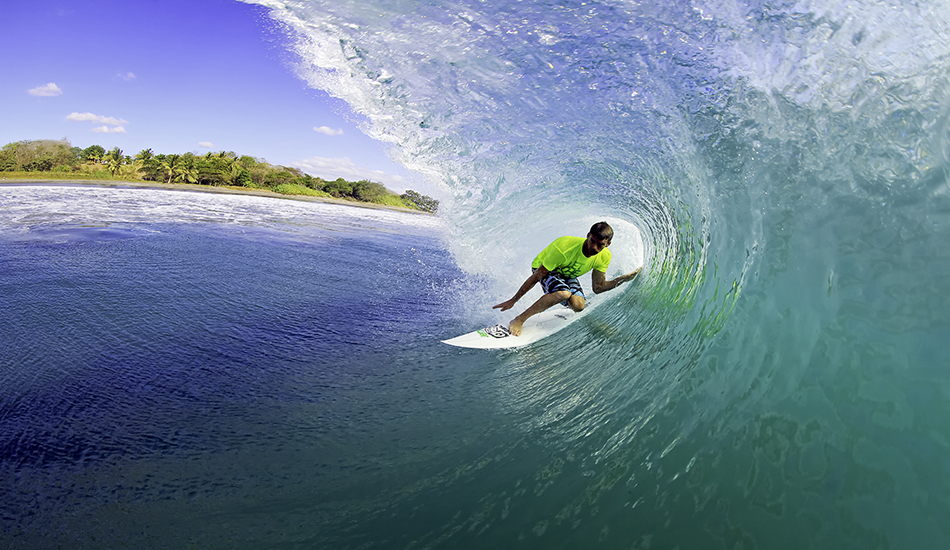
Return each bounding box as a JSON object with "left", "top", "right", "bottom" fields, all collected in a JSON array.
[{"left": 0, "top": 184, "right": 442, "bottom": 238}]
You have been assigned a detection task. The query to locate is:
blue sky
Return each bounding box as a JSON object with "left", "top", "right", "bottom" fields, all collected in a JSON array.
[{"left": 1, "top": 0, "right": 420, "bottom": 191}]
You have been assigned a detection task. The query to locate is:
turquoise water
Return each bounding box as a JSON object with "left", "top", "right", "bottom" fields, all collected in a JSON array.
[{"left": 5, "top": 0, "right": 950, "bottom": 547}]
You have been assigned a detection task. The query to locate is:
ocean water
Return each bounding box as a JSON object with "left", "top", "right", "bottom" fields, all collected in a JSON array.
[{"left": 3, "top": 0, "right": 950, "bottom": 547}]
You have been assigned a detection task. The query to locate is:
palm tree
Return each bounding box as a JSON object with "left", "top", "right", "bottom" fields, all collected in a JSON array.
[
  {"left": 135, "top": 148, "right": 154, "bottom": 162},
  {"left": 173, "top": 157, "right": 198, "bottom": 184},
  {"left": 229, "top": 162, "right": 252, "bottom": 186},
  {"left": 161, "top": 154, "right": 181, "bottom": 184},
  {"left": 104, "top": 147, "right": 124, "bottom": 176}
]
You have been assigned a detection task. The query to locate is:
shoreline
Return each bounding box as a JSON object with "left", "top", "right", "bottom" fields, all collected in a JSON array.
[{"left": 0, "top": 178, "right": 434, "bottom": 216}]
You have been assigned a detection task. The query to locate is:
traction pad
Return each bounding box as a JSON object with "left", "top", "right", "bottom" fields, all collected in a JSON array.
[{"left": 484, "top": 324, "right": 511, "bottom": 338}]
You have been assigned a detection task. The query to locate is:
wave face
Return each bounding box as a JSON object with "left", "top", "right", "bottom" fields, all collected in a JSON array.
[{"left": 245, "top": 0, "right": 950, "bottom": 547}]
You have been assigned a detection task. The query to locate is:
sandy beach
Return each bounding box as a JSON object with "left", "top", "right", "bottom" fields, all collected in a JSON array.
[{"left": 0, "top": 178, "right": 433, "bottom": 216}]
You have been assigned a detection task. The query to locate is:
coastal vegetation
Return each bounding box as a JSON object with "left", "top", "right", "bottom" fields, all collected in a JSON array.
[{"left": 0, "top": 138, "right": 438, "bottom": 213}]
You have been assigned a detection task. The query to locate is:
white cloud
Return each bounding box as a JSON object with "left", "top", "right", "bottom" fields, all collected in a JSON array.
[
  {"left": 313, "top": 126, "right": 344, "bottom": 136},
  {"left": 292, "top": 156, "right": 405, "bottom": 188},
  {"left": 118, "top": 72, "right": 136, "bottom": 81},
  {"left": 67, "top": 112, "right": 128, "bottom": 134},
  {"left": 92, "top": 126, "right": 127, "bottom": 134},
  {"left": 198, "top": 142, "right": 214, "bottom": 148},
  {"left": 29, "top": 82, "right": 63, "bottom": 97},
  {"left": 66, "top": 112, "right": 129, "bottom": 126}
]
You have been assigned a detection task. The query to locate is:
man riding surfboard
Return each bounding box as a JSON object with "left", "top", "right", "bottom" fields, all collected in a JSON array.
[{"left": 492, "top": 222, "right": 641, "bottom": 336}]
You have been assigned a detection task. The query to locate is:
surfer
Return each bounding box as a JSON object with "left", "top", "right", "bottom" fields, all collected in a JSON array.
[{"left": 493, "top": 221, "right": 641, "bottom": 336}]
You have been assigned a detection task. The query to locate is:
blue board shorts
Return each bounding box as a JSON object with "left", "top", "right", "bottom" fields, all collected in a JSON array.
[{"left": 534, "top": 268, "right": 585, "bottom": 305}]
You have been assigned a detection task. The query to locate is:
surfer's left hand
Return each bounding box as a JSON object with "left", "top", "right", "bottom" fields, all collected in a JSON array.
[{"left": 621, "top": 267, "right": 641, "bottom": 284}]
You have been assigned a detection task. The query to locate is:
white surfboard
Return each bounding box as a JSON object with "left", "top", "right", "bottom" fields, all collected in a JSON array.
[{"left": 442, "top": 306, "right": 588, "bottom": 349}]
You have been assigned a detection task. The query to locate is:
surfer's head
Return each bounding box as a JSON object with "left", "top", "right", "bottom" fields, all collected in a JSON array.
[
  {"left": 584, "top": 222, "right": 613, "bottom": 256},
  {"left": 589, "top": 221, "right": 613, "bottom": 241}
]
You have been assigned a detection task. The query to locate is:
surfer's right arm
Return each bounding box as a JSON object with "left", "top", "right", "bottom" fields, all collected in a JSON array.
[{"left": 493, "top": 266, "right": 550, "bottom": 311}]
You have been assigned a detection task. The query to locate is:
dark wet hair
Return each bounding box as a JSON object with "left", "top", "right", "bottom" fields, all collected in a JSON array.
[{"left": 590, "top": 221, "right": 613, "bottom": 240}]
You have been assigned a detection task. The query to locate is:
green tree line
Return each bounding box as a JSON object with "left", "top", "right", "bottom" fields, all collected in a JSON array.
[{"left": 0, "top": 138, "right": 438, "bottom": 213}]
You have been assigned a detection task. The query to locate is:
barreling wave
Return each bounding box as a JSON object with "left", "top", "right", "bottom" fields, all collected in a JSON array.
[
  {"left": 245, "top": 0, "right": 950, "bottom": 547},
  {"left": 243, "top": 0, "right": 950, "bottom": 355}
]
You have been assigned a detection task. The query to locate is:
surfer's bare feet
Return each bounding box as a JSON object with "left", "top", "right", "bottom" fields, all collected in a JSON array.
[{"left": 509, "top": 318, "right": 524, "bottom": 336}]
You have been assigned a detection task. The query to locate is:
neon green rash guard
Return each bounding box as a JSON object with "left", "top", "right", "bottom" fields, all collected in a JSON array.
[{"left": 531, "top": 236, "right": 611, "bottom": 279}]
